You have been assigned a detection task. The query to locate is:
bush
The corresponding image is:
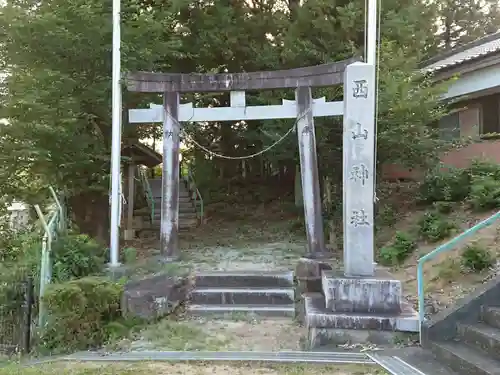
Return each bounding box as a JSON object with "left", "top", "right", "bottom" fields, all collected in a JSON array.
[
  {"left": 461, "top": 244, "right": 494, "bottom": 272},
  {"left": 41, "top": 276, "right": 124, "bottom": 352},
  {"left": 468, "top": 159, "right": 500, "bottom": 180},
  {"left": 419, "top": 164, "right": 470, "bottom": 203},
  {"left": 469, "top": 175, "right": 500, "bottom": 211},
  {"left": 51, "top": 233, "right": 107, "bottom": 282},
  {"left": 379, "top": 231, "right": 417, "bottom": 265},
  {"left": 432, "top": 201, "right": 454, "bottom": 214},
  {"left": 418, "top": 211, "right": 456, "bottom": 242}
]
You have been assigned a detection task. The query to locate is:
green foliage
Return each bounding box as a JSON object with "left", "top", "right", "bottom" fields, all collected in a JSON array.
[
  {"left": 418, "top": 211, "right": 456, "bottom": 242},
  {"left": 469, "top": 176, "right": 500, "bottom": 211},
  {"left": 419, "top": 165, "right": 470, "bottom": 203},
  {"left": 0, "top": 0, "right": 451, "bottom": 225},
  {"left": 432, "top": 201, "right": 454, "bottom": 214},
  {"left": 374, "top": 41, "right": 449, "bottom": 171},
  {"left": 379, "top": 231, "right": 417, "bottom": 266},
  {"left": 51, "top": 233, "right": 107, "bottom": 282},
  {"left": 467, "top": 160, "right": 500, "bottom": 210},
  {"left": 376, "top": 204, "right": 398, "bottom": 227},
  {"left": 419, "top": 160, "right": 500, "bottom": 212},
  {"left": 469, "top": 159, "right": 500, "bottom": 180},
  {"left": 123, "top": 247, "right": 138, "bottom": 264},
  {"left": 41, "top": 277, "right": 124, "bottom": 352},
  {"left": 0, "top": 226, "right": 39, "bottom": 266},
  {"left": 461, "top": 244, "right": 494, "bottom": 272}
]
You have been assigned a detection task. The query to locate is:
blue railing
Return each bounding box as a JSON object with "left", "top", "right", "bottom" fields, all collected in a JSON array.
[{"left": 417, "top": 210, "right": 500, "bottom": 326}]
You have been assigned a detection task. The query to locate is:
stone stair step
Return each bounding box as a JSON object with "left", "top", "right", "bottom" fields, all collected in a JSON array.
[
  {"left": 194, "top": 271, "right": 294, "bottom": 289},
  {"left": 482, "top": 307, "right": 500, "bottom": 329},
  {"left": 457, "top": 323, "right": 500, "bottom": 361},
  {"left": 151, "top": 219, "right": 198, "bottom": 228},
  {"left": 153, "top": 212, "right": 197, "bottom": 220},
  {"left": 191, "top": 287, "right": 295, "bottom": 306},
  {"left": 188, "top": 304, "right": 295, "bottom": 318},
  {"left": 145, "top": 205, "right": 195, "bottom": 214},
  {"left": 153, "top": 196, "right": 193, "bottom": 203},
  {"left": 429, "top": 341, "right": 500, "bottom": 375}
]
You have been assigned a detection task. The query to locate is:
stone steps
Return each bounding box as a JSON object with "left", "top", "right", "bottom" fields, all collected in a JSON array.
[
  {"left": 191, "top": 287, "right": 294, "bottom": 305},
  {"left": 483, "top": 306, "right": 500, "bottom": 329},
  {"left": 195, "top": 271, "right": 294, "bottom": 288},
  {"left": 429, "top": 341, "right": 500, "bottom": 375},
  {"left": 457, "top": 323, "right": 500, "bottom": 361},
  {"left": 188, "top": 271, "right": 295, "bottom": 318},
  {"left": 423, "top": 305, "right": 500, "bottom": 375},
  {"left": 188, "top": 304, "right": 296, "bottom": 318},
  {"left": 147, "top": 178, "right": 199, "bottom": 230}
]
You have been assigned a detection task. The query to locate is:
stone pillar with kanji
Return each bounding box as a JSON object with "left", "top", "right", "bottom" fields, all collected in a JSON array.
[{"left": 342, "top": 62, "right": 376, "bottom": 277}]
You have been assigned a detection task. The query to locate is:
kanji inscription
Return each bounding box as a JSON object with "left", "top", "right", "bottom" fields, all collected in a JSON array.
[
  {"left": 351, "top": 122, "right": 368, "bottom": 140},
  {"left": 350, "top": 209, "right": 370, "bottom": 227},
  {"left": 350, "top": 163, "right": 369, "bottom": 186},
  {"left": 165, "top": 130, "right": 179, "bottom": 140},
  {"left": 352, "top": 79, "right": 368, "bottom": 98}
]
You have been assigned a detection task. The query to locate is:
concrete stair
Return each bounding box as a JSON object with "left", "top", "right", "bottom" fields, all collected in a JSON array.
[
  {"left": 428, "top": 306, "right": 500, "bottom": 375},
  {"left": 188, "top": 271, "right": 296, "bottom": 318},
  {"left": 149, "top": 178, "right": 198, "bottom": 230}
]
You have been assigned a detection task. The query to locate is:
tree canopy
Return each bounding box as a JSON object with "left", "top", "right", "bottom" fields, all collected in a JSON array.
[{"left": 0, "top": 0, "right": 493, "bottom": 238}]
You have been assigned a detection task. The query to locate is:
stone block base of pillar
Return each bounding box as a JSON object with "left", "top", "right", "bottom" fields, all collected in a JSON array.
[
  {"left": 295, "top": 257, "right": 333, "bottom": 295},
  {"left": 322, "top": 269, "right": 402, "bottom": 314},
  {"left": 302, "top": 268, "right": 420, "bottom": 350}
]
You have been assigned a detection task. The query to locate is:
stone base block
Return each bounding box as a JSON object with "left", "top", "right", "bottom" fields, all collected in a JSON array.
[
  {"left": 303, "top": 292, "right": 419, "bottom": 350},
  {"left": 296, "top": 257, "right": 333, "bottom": 294},
  {"left": 322, "top": 269, "right": 402, "bottom": 314},
  {"left": 124, "top": 229, "right": 135, "bottom": 241},
  {"left": 304, "top": 293, "right": 418, "bottom": 331}
]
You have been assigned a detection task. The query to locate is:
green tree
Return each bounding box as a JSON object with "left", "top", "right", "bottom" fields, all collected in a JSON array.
[
  {"left": 0, "top": 0, "right": 183, "bottom": 238},
  {"left": 0, "top": 0, "right": 450, "bottom": 243}
]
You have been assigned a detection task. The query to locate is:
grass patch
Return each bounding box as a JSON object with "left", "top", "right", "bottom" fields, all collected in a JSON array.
[{"left": 140, "top": 319, "right": 229, "bottom": 351}]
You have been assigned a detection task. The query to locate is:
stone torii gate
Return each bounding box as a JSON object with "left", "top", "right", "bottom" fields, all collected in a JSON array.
[{"left": 126, "top": 59, "right": 376, "bottom": 279}]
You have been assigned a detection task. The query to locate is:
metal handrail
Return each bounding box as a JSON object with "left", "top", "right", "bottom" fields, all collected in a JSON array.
[
  {"left": 34, "top": 187, "right": 66, "bottom": 328},
  {"left": 137, "top": 167, "right": 155, "bottom": 222},
  {"left": 183, "top": 166, "right": 204, "bottom": 222},
  {"left": 417, "top": 210, "right": 500, "bottom": 327}
]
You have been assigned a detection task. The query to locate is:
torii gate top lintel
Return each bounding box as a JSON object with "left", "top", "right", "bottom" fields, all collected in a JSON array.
[{"left": 126, "top": 57, "right": 358, "bottom": 93}]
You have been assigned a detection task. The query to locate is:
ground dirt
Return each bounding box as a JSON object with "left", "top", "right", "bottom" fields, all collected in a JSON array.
[
  {"left": 374, "top": 181, "right": 500, "bottom": 315},
  {"left": 121, "top": 316, "right": 307, "bottom": 352},
  {"left": 129, "top": 201, "right": 308, "bottom": 272},
  {"left": 3, "top": 361, "right": 388, "bottom": 375},
  {"left": 383, "top": 205, "right": 500, "bottom": 315}
]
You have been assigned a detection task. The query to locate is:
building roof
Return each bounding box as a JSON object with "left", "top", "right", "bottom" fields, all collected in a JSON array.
[
  {"left": 122, "top": 141, "right": 162, "bottom": 168},
  {"left": 424, "top": 32, "right": 500, "bottom": 73}
]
